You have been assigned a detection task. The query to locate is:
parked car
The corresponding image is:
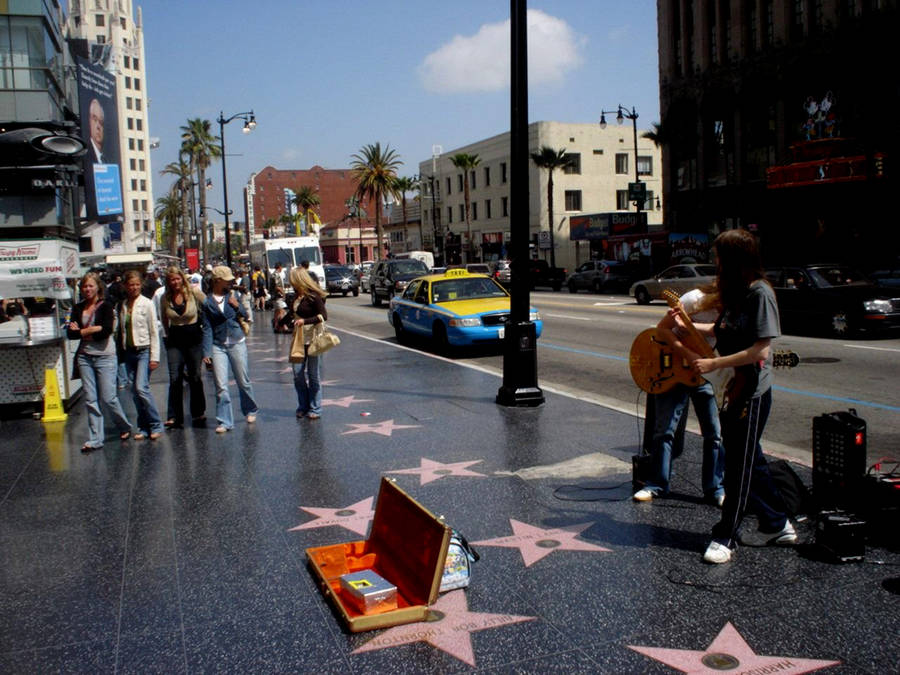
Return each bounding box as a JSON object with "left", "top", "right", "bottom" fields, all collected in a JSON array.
[
  {"left": 465, "top": 263, "right": 491, "bottom": 275},
  {"left": 369, "top": 258, "right": 430, "bottom": 306},
  {"left": 323, "top": 265, "right": 360, "bottom": 296},
  {"left": 566, "top": 260, "right": 638, "bottom": 294},
  {"left": 430, "top": 266, "right": 447, "bottom": 276},
  {"left": 388, "top": 268, "right": 542, "bottom": 351},
  {"left": 869, "top": 264, "right": 900, "bottom": 291},
  {"left": 528, "top": 259, "right": 567, "bottom": 291},
  {"left": 629, "top": 264, "right": 718, "bottom": 304},
  {"left": 765, "top": 264, "right": 900, "bottom": 337}
]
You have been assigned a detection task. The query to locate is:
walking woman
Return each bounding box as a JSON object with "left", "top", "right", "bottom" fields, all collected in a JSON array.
[
  {"left": 678, "top": 229, "right": 796, "bottom": 564},
  {"left": 118, "top": 269, "right": 164, "bottom": 440},
  {"left": 200, "top": 266, "right": 259, "bottom": 433},
  {"left": 160, "top": 266, "right": 207, "bottom": 428},
  {"left": 67, "top": 272, "right": 132, "bottom": 451},
  {"left": 280, "top": 267, "right": 328, "bottom": 419}
]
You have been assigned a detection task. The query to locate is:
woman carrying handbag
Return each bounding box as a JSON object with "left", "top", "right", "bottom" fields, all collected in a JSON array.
[{"left": 280, "top": 267, "right": 328, "bottom": 419}]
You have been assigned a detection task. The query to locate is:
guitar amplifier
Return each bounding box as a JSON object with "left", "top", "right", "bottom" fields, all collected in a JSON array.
[{"left": 812, "top": 410, "right": 867, "bottom": 510}]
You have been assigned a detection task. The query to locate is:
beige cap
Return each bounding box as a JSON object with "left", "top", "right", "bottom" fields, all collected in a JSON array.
[{"left": 211, "top": 266, "right": 235, "bottom": 282}]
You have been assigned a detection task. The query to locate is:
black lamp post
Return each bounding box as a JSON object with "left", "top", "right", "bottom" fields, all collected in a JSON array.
[
  {"left": 600, "top": 105, "right": 644, "bottom": 220},
  {"left": 217, "top": 110, "right": 256, "bottom": 267},
  {"left": 199, "top": 206, "right": 234, "bottom": 263}
]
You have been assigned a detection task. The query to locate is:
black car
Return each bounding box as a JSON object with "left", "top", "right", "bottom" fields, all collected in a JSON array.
[
  {"left": 323, "top": 265, "right": 359, "bottom": 297},
  {"left": 369, "top": 259, "right": 430, "bottom": 306},
  {"left": 765, "top": 264, "right": 900, "bottom": 337}
]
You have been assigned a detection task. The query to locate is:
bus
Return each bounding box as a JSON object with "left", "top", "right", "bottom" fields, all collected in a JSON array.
[{"left": 248, "top": 236, "right": 325, "bottom": 290}]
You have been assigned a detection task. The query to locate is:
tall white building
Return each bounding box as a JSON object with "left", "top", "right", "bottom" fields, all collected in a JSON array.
[
  {"left": 418, "top": 121, "right": 663, "bottom": 271},
  {"left": 66, "top": 0, "right": 154, "bottom": 254}
]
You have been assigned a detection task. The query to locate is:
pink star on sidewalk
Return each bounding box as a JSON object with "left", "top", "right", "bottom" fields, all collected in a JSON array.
[
  {"left": 628, "top": 622, "right": 840, "bottom": 674},
  {"left": 387, "top": 458, "right": 486, "bottom": 485},
  {"left": 353, "top": 589, "right": 534, "bottom": 667},
  {"left": 341, "top": 419, "right": 421, "bottom": 437},
  {"left": 323, "top": 395, "right": 374, "bottom": 408},
  {"left": 472, "top": 519, "right": 611, "bottom": 567},
  {"left": 287, "top": 496, "right": 374, "bottom": 536}
]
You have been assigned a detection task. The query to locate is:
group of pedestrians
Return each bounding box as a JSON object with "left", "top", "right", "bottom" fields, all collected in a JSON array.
[
  {"left": 68, "top": 262, "right": 329, "bottom": 450},
  {"left": 633, "top": 229, "right": 797, "bottom": 565}
]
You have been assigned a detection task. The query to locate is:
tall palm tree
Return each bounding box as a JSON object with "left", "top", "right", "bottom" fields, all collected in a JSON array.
[
  {"left": 155, "top": 193, "right": 182, "bottom": 257},
  {"left": 160, "top": 157, "right": 193, "bottom": 262},
  {"left": 181, "top": 118, "right": 221, "bottom": 264},
  {"left": 530, "top": 146, "right": 572, "bottom": 269},
  {"left": 291, "top": 185, "right": 321, "bottom": 236},
  {"left": 262, "top": 217, "right": 277, "bottom": 238},
  {"left": 392, "top": 175, "right": 418, "bottom": 250},
  {"left": 279, "top": 213, "right": 295, "bottom": 236},
  {"left": 449, "top": 153, "right": 481, "bottom": 263},
  {"left": 350, "top": 142, "right": 401, "bottom": 261},
  {"left": 642, "top": 121, "right": 666, "bottom": 148}
]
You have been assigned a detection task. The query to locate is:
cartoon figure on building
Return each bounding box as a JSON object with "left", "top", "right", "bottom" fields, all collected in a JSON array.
[{"left": 802, "top": 92, "right": 839, "bottom": 140}]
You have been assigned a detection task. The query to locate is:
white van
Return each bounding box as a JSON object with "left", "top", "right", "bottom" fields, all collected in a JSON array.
[
  {"left": 248, "top": 236, "right": 325, "bottom": 290},
  {"left": 393, "top": 250, "right": 434, "bottom": 270}
]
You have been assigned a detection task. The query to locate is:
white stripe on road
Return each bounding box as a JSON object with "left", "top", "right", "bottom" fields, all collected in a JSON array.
[
  {"left": 592, "top": 301, "right": 629, "bottom": 306},
  {"left": 841, "top": 344, "right": 900, "bottom": 353},
  {"left": 543, "top": 313, "right": 593, "bottom": 321}
]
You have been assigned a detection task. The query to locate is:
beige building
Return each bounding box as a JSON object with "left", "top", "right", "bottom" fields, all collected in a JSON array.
[
  {"left": 417, "top": 121, "right": 663, "bottom": 270},
  {"left": 67, "top": 0, "right": 154, "bottom": 253}
]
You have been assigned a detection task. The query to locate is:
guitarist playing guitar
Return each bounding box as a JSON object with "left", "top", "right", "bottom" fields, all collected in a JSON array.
[
  {"left": 632, "top": 286, "right": 726, "bottom": 507},
  {"left": 682, "top": 229, "right": 797, "bottom": 565}
]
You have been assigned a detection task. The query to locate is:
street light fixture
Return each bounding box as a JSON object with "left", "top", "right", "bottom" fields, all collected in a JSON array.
[
  {"left": 217, "top": 110, "right": 256, "bottom": 268},
  {"left": 599, "top": 105, "right": 645, "bottom": 221},
  {"left": 199, "top": 206, "right": 235, "bottom": 260}
]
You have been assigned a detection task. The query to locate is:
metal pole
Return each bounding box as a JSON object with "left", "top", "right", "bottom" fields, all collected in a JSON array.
[
  {"left": 218, "top": 112, "right": 232, "bottom": 268},
  {"left": 497, "top": 0, "right": 543, "bottom": 407},
  {"left": 631, "top": 107, "right": 642, "bottom": 220}
]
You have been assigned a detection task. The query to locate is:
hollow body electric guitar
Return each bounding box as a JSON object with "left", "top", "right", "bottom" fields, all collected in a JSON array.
[{"left": 629, "top": 289, "right": 799, "bottom": 409}]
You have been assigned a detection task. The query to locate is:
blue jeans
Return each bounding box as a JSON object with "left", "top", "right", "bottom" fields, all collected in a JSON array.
[
  {"left": 293, "top": 351, "right": 322, "bottom": 415},
  {"left": 123, "top": 348, "right": 163, "bottom": 435},
  {"left": 644, "top": 382, "right": 725, "bottom": 498},
  {"left": 210, "top": 340, "right": 258, "bottom": 429},
  {"left": 78, "top": 352, "right": 132, "bottom": 448}
]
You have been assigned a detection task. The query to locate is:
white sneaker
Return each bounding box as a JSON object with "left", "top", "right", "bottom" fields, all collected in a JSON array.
[
  {"left": 766, "top": 520, "right": 797, "bottom": 546},
  {"left": 715, "top": 493, "right": 725, "bottom": 508},
  {"left": 703, "top": 541, "right": 734, "bottom": 564},
  {"left": 632, "top": 488, "right": 655, "bottom": 502},
  {"left": 215, "top": 425, "right": 228, "bottom": 434}
]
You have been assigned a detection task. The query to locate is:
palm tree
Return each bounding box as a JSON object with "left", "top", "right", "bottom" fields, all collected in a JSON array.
[
  {"left": 641, "top": 121, "right": 666, "bottom": 148},
  {"left": 291, "top": 185, "right": 321, "bottom": 236},
  {"left": 160, "top": 156, "right": 193, "bottom": 262},
  {"left": 530, "top": 146, "right": 572, "bottom": 269},
  {"left": 449, "top": 153, "right": 481, "bottom": 263},
  {"left": 279, "top": 213, "right": 295, "bottom": 236},
  {"left": 155, "top": 193, "right": 182, "bottom": 257},
  {"left": 392, "top": 175, "right": 418, "bottom": 250},
  {"left": 181, "top": 118, "right": 221, "bottom": 264},
  {"left": 262, "top": 217, "right": 277, "bottom": 239},
  {"left": 351, "top": 142, "right": 401, "bottom": 261}
]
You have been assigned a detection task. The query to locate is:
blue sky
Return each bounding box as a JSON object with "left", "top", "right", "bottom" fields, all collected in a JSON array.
[{"left": 136, "top": 1, "right": 661, "bottom": 216}]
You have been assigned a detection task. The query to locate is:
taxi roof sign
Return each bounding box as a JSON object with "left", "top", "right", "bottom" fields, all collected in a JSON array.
[{"left": 444, "top": 269, "right": 470, "bottom": 278}]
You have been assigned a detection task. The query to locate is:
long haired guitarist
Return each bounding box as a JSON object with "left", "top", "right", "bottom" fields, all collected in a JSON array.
[
  {"left": 676, "top": 229, "right": 797, "bottom": 564},
  {"left": 633, "top": 287, "right": 725, "bottom": 507}
]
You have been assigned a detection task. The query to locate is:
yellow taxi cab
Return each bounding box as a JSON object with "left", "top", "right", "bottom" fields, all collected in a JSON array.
[{"left": 388, "top": 268, "right": 542, "bottom": 350}]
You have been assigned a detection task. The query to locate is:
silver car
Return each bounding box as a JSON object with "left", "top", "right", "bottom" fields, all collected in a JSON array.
[{"left": 629, "top": 264, "right": 717, "bottom": 304}]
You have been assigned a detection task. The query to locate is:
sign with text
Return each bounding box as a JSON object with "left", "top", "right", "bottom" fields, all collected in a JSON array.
[{"left": 569, "top": 212, "right": 647, "bottom": 241}]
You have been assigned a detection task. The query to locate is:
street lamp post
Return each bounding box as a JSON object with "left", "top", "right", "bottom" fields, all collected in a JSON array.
[
  {"left": 217, "top": 110, "right": 256, "bottom": 267},
  {"left": 600, "top": 105, "right": 644, "bottom": 221},
  {"left": 199, "top": 206, "right": 233, "bottom": 262}
]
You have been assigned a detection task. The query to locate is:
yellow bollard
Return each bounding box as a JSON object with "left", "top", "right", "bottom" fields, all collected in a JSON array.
[{"left": 42, "top": 368, "right": 67, "bottom": 423}]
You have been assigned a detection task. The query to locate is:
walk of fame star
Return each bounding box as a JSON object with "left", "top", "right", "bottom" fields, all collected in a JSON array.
[
  {"left": 387, "top": 458, "right": 486, "bottom": 485},
  {"left": 288, "top": 496, "right": 374, "bottom": 536},
  {"left": 341, "top": 419, "right": 421, "bottom": 437},
  {"left": 352, "top": 589, "right": 534, "bottom": 667},
  {"left": 472, "top": 519, "right": 610, "bottom": 567},
  {"left": 628, "top": 622, "right": 840, "bottom": 674},
  {"left": 323, "top": 395, "right": 374, "bottom": 408}
]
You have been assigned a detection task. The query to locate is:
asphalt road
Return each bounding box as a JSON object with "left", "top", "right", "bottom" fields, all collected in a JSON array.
[{"left": 322, "top": 290, "right": 900, "bottom": 467}]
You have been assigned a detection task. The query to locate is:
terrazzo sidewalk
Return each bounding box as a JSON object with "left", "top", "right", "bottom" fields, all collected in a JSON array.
[{"left": 0, "top": 323, "right": 897, "bottom": 673}]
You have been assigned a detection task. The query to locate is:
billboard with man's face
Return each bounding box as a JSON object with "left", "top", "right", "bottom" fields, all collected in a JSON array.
[{"left": 76, "top": 55, "right": 123, "bottom": 233}]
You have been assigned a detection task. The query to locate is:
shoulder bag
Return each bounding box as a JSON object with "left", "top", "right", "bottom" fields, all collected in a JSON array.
[
  {"left": 306, "top": 313, "right": 340, "bottom": 356},
  {"left": 289, "top": 323, "right": 306, "bottom": 363}
]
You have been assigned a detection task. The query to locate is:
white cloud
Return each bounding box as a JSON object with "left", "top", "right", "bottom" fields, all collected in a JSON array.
[
  {"left": 282, "top": 148, "right": 300, "bottom": 161},
  {"left": 418, "top": 9, "right": 585, "bottom": 94}
]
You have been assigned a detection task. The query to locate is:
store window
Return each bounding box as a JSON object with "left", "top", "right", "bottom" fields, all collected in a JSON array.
[{"left": 564, "top": 190, "right": 582, "bottom": 211}]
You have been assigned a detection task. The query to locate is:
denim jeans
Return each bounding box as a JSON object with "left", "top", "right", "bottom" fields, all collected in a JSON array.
[
  {"left": 645, "top": 382, "right": 725, "bottom": 498},
  {"left": 166, "top": 339, "right": 205, "bottom": 425},
  {"left": 123, "top": 348, "right": 163, "bottom": 434},
  {"left": 210, "top": 340, "right": 258, "bottom": 429},
  {"left": 712, "top": 389, "right": 789, "bottom": 548},
  {"left": 293, "top": 350, "right": 322, "bottom": 415},
  {"left": 78, "top": 352, "right": 132, "bottom": 448}
]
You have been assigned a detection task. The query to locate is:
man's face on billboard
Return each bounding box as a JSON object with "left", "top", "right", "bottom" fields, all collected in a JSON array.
[{"left": 89, "top": 99, "right": 104, "bottom": 147}]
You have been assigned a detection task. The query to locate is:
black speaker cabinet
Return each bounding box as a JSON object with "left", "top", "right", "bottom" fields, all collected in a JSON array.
[{"left": 812, "top": 410, "right": 866, "bottom": 509}]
